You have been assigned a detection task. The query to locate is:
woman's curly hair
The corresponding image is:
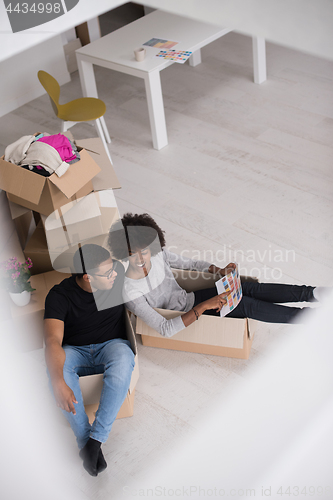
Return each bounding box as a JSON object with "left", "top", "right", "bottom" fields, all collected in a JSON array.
[{"left": 108, "top": 213, "right": 166, "bottom": 260}]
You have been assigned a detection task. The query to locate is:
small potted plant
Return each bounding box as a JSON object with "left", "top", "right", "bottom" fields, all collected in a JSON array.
[{"left": 0, "top": 257, "right": 35, "bottom": 306}]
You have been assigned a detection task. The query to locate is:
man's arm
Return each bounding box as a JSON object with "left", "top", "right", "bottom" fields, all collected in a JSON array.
[{"left": 44, "top": 318, "right": 78, "bottom": 414}]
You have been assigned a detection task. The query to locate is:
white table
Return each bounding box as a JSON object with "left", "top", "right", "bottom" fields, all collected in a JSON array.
[{"left": 76, "top": 10, "right": 266, "bottom": 150}]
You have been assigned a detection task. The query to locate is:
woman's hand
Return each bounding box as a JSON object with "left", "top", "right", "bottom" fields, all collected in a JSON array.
[
  {"left": 182, "top": 289, "right": 233, "bottom": 327},
  {"left": 202, "top": 291, "right": 231, "bottom": 313},
  {"left": 208, "top": 262, "right": 237, "bottom": 277},
  {"left": 219, "top": 262, "right": 237, "bottom": 276}
]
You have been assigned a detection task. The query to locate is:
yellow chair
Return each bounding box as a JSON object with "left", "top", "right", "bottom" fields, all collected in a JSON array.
[{"left": 37, "top": 70, "right": 112, "bottom": 164}]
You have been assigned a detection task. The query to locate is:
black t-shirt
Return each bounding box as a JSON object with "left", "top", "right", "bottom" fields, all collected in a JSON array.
[{"left": 44, "top": 261, "right": 127, "bottom": 346}]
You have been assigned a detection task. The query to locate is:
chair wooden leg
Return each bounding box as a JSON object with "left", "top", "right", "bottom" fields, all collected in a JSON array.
[
  {"left": 94, "top": 119, "right": 113, "bottom": 165},
  {"left": 99, "top": 117, "right": 111, "bottom": 144}
]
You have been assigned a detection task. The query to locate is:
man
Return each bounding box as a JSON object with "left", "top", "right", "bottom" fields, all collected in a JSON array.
[{"left": 44, "top": 244, "right": 135, "bottom": 477}]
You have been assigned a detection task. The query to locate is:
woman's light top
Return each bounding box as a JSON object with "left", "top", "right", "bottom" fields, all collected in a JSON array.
[{"left": 123, "top": 249, "right": 211, "bottom": 337}]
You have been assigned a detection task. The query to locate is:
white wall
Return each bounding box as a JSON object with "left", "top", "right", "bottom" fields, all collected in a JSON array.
[
  {"left": 1, "top": 1, "right": 333, "bottom": 63},
  {"left": 0, "top": 35, "right": 70, "bottom": 117},
  {"left": 0, "top": 0, "right": 122, "bottom": 62},
  {"left": 143, "top": 0, "right": 333, "bottom": 61}
]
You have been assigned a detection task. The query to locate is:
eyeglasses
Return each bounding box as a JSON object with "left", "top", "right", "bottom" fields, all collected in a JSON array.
[{"left": 90, "top": 262, "right": 115, "bottom": 279}]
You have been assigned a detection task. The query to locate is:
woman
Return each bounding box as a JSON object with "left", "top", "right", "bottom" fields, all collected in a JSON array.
[{"left": 108, "top": 213, "right": 325, "bottom": 338}]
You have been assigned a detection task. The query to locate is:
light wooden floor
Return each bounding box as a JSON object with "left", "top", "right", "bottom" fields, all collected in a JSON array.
[{"left": 1, "top": 24, "right": 333, "bottom": 498}]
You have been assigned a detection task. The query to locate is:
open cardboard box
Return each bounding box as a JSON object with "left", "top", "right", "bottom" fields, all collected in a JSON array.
[
  {"left": 136, "top": 270, "right": 257, "bottom": 360},
  {"left": 23, "top": 191, "right": 119, "bottom": 275},
  {"left": 80, "top": 310, "right": 139, "bottom": 423},
  {"left": 0, "top": 135, "right": 101, "bottom": 216},
  {"left": 62, "top": 132, "right": 121, "bottom": 191},
  {"left": 23, "top": 220, "right": 54, "bottom": 275},
  {"left": 7, "top": 200, "right": 35, "bottom": 250},
  {"left": 41, "top": 191, "right": 120, "bottom": 273},
  {"left": 0, "top": 193, "right": 30, "bottom": 263},
  {"left": 75, "top": 137, "right": 121, "bottom": 191}
]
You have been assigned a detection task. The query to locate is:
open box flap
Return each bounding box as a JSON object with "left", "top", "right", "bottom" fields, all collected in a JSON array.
[
  {"left": 44, "top": 190, "right": 116, "bottom": 231},
  {"left": 0, "top": 159, "right": 46, "bottom": 203},
  {"left": 247, "top": 318, "right": 256, "bottom": 340},
  {"left": 75, "top": 138, "right": 121, "bottom": 190},
  {"left": 56, "top": 193, "right": 102, "bottom": 229},
  {"left": 129, "top": 356, "right": 139, "bottom": 394},
  {"left": 75, "top": 138, "right": 101, "bottom": 154},
  {"left": 48, "top": 149, "right": 101, "bottom": 198},
  {"left": 125, "top": 309, "right": 139, "bottom": 393}
]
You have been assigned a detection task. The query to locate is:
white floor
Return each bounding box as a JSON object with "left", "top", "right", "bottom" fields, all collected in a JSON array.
[{"left": 1, "top": 25, "right": 333, "bottom": 499}]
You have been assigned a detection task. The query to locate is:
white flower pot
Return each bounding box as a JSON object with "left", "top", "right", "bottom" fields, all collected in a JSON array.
[{"left": 9, "top": 290, "right": 31, "bottom": 306}]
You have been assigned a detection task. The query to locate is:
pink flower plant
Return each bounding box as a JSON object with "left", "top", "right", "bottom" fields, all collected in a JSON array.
[{"left": 0, "top": 257, "right": 35, "bottom": 293}]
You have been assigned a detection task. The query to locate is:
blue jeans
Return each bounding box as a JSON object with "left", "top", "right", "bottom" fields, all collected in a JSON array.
[
  {"left": 57, "top": 338, "right": 135, "bottom": 449},
  {"left": 194, "top": 282, "right": 315, "bottom": 323}
]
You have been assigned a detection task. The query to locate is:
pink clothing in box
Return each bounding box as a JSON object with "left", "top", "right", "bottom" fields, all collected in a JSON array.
[{"left": 37, "top": 134, "right": 77, "bottom": 163}]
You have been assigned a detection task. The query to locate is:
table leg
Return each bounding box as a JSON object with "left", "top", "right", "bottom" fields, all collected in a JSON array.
[
  {"left": 76, "top": 55, "right": 111, "bottom": 144},
  {"left": 252, "top": 36, "right": 267, "bottom": 84},
  {"left": 87, "top": 17, "right": 101, "bottom": 42},
  {"left": 76, "top": 56, "right": 99, "bottom": 98},
  {"left": 189, "top": 49, "right": 202, "bottom": 67},
  {"left": 144, "top": 71, "right": 168, "bottom": 150}
]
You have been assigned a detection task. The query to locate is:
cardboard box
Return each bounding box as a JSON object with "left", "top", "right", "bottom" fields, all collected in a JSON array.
[
  {"left": 0, "top": 195, "right": 26, "bottom": 263},
  {"left": 7, "top": 200, "right": 35, "bottom": 250},
  {"left": 75, "top": 138, "right": 121, "bottom": 191},
  {"left": 0, "top": 147, "right": 101, "bottom": 216},
  {"left": 79, "top": 309, "right": 139, "bottom": 423},
  {"left": 24, "top": 220, "right": 53, "bottom": 275},
  {"left": 41, "top": 191, "right": 119, "bottom": 273},
  {"left": 23, "top": 192, "right": 120, "bottom": 275},
  {"left": 8, "top": 199, "right": 31, "bottom": 220},
  {"left": 62, "top": 132, "right": 121, "bottom": 191},
  {"left": 136, "top": 270, "right": 257, "bottom": 360},
  {"left": 10, "top": 270, "right": 71, "bottom": 351},
  {"left": 14, "top": 211, "right": 34, "bottom": 250},
  {"left": 85, "top": 390, "right": 136, "bottom": 424}
]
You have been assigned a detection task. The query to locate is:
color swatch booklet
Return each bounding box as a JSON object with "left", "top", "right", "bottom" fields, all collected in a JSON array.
[{"left": 215, "top": 265, "right": 242, "bottom": 317}]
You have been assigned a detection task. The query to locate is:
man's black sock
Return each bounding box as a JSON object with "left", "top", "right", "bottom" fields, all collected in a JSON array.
[
  {"left": 97, "top": 448, "right": 107, "bottom": 473},
  {"left": 79, "top": 438, "right": 101, "bottom": 476}
]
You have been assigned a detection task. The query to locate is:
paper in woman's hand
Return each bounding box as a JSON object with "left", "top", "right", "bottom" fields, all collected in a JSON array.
[{"left": 215, "top": 265, "right": 242, "bottom": 317}]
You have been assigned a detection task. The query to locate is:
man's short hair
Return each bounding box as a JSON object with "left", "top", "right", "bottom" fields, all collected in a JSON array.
[{"left": 73, "top": 244, "right": 111, "bottom": 278}]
